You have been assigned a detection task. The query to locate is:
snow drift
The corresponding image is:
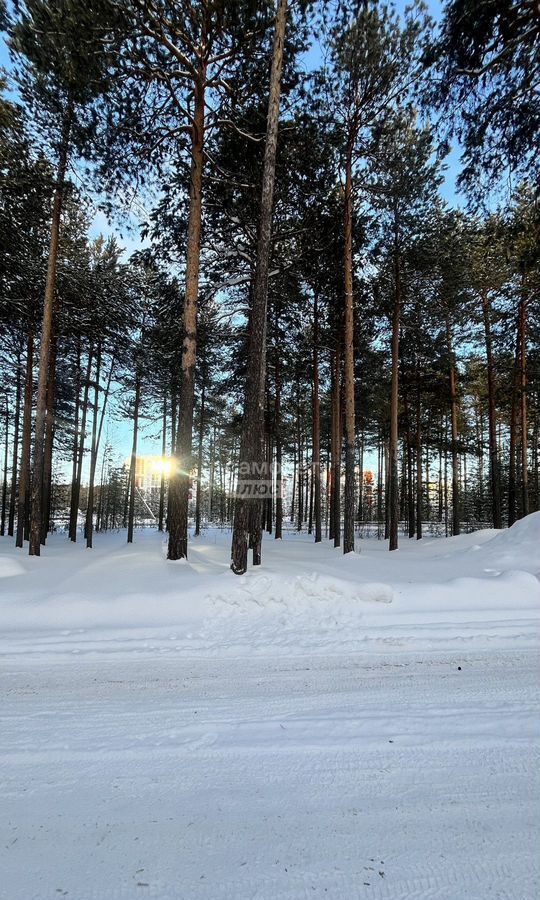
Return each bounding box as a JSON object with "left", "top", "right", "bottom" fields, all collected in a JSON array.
[{"left": 0, "top": 512, "right": 539, "bottom": 658}]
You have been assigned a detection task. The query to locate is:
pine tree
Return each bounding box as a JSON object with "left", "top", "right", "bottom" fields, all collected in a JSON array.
[
  {"left": 431, "top": 0, "right": 540, "bottom": 193},
  {"left": 231, "top": 0, "right": 288, "bottom": 575},
  {"left": 8, "top": 0, "right": 120, "bottom": 555},
  {"left": 321, "top": 0, "right": 428, "bottom": 553}
]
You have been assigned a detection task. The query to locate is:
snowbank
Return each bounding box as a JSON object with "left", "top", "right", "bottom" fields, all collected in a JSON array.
[{"left": 0, "top": 513, "right": 539, "bottom": 658}]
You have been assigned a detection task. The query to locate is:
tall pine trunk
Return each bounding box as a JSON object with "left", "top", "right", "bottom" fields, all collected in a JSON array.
[
  {"left": 69, "top": 346, "right": 93, "bottom": 542},
  {"left": 312, "top": 292, "right": 322, "bottom": 543},
  {"left": 1, "top": 398, "right": 8, "bottom": 536},
  {"left": 376, "top": 431, "right": 383, "bottom": 539},
  {"left": 415, "top": 376, "right": 422, "bottom": 540},
  {"left": 508, "top": 320, "right": 520, "bottom": 526},
  {"left": 194, "top": 383, "right": 205, "bottom": 537},
  {"left": 29, "top": 98, "right": 73, "bottom": 556},
  {"left": 16, "top": 328, "right": 34, "bottom": 549},
  {"left": 357, "top": 433, "right": 365, "bottom": 524},
  {"left": 533, "top": 415, "right": 539, "bottom": 512},
  {"left": 296, "top": 383, "right": 303, "bottom": 532},
  {"left": 444, "top": 421, "right": 449, "bottom": 536},
  {"left": 127, "top": 374, "right": 141, "bottom": 544},
  {"left": 85, "top": 343, "right": 102, "bottom": 549},
  {"left": 446, "top": 316, "right": 460, "bottom": 535},
  {"left": 331, "top": 342, "right": 341, "bottom": 547},
  {"left": 403, "top": 393, "right": 414, "bottom": 538},
  {"left": 290, "top": 441, "right": 296, "bottom": 523},
  {"left": 481, "top": 290, "right": 502, "bottom": 528},
  {"left": 40, "top": 328, "right": 57, "bottom": 544},
  {"left": 158, "top": 394, "right": 167, "bottom": 532},
  {"left": 168, "top": 60, "right": 206, "bottom": 560},
  {"left": 265, "top": 427, "right": 273, "bottom": 534},
  {"left": 274, "top": 338, "right": 283, "bottom": 540},
  {"left": 342, "top": 136, "right": 356, "bottom": 554},
  {"left": 519, "top": 289, "right": 529, "bottom": 517},
  {"left": 68, "top": 340, "right": 81, "bottom": 539},
  {"left": 388, "top": 208, "right": 401, "bottom": 551},
  {"left": 8, "top": 352, "right": 22, "bottom": 537},
  {"left": 231, "top": 0, "right": 288, "bottom": 574}
]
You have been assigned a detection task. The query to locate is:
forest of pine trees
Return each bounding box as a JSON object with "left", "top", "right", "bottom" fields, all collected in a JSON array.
[{"left": 0, "top": 0, "right": 538, "bottom": 572}]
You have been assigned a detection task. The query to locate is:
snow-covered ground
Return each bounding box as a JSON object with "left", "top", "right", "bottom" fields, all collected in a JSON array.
[
  {"left": 1, "top": 514, "right": 539, "bottom": 658},
  {"left": 1, "top": 515, "right": 539, "bottom": 898}
]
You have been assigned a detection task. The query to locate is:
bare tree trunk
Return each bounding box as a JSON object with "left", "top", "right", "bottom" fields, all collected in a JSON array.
[
  {"left": 68, "top": 340, "right": 81, "bottom": 539},
  {"left": 127, "top": 374, "right": 141, "bottom": 544},
  {"left": 308, "top": 434, "right": 314, "bottom": 535},
  {"left": 16, "top": 328, "right": 34, "bottom": 548},
  {"left": 403, "top": 392, "right": 414, "bottom": 538},
  {"left": 508, "top": 321, "right": 520, "bottom": 526},
  {"left": 357, "top": 431, "right": 364, "bottom": 523},
  {"left": 384, "top": 437, "right": 390, "bottom": 540},
  {"left": 446, "top": 316, "right": 460, "bottom": 535},
  {"left": 274, "top": 339, "right": 283, "bottom": 540},
  {"left": 388, "top": 209, "right": 401, "bottom": 551},
  {"left": 376, "top": 431, "right": 383, "bottom": 539},
  {"left": 41, "top": 328, "right": 57, "bottom": 544},
  {"left": 438, "top": 421, "right": 443, "bottom": 523},
  {"left": 519, "top": 289, "right": 529, "bottom": 516},
  {"left": 194, "top": 383, "right": 205, "bottom": 536},
  {"left": 170, "top": 383, "right": 177, "bottom": 456},
  {"left": 83, "top": 350, "right": 114, "bottom": 530},
  {"left": 29, "top": 98, "right": 73, "bottom": 556},
  {"left": 312, "top": 292, "right": 322, "bottom": 543},
  {"left": 96, "top": 449, "right": 108, "bottom": 533},
  {"left": 250, "top": 492, "right": 264, "bottom": 565},
  {"left": 331, "top": 344, "right": 341, "bottom": 548},
  {"left": 69, "top": 346, "right": 93, "bottom": 542},
  {"left": 165, "top": 384, "right": 177, "bottom": 533},
  {"left": 533, "top": 414, "right": 539, "bottom": 512},
  {"left": 208, "top": 426, "right": 216, "bottom": 522},
  {"left": 227, "top": 438, "right": 237, "bottom": 524},
  {"left": 481, "top": 290, "right": 502, "bottom": 528},
  {"left": 342, "top": 135, "right": 356, "bottom": 554},
  {"left": 475, "top": 398, "right": 484, "bottom": 520},
  {"left": 231, "top": 0, "right": 288, "bottom": 574},
  {"left": 296, "top": 382, "right": 303, "bottom": 533},
  {"left": 1, "top": 397, "right": 8, "bottom": 535},
  {"left": 444, "top": 419, "right": 449, "bottom": 536},
  {"left": 425, "top": 445, "right": 430, "bottom": 523},
  {"left": 325, "top": 436, "right": 330, "bottom": 537},
  {"left": 290, "top": 440, "right": 296, "bottom": 523},
  {"left": 158, "top": 394, "right": 167, "bottom": 532},
  {"left": 168, "top": 57, "right": 206, "bottom": 561},
  {"left": 304, "top": 433, "right": 309, "bottom": 526},
  {"left": 265, "top": 427, "right": 273, "bottom": 534},
  {"left": 122, "top": 466, "right": 131, "bottom": 529},
  {"left": 8, "top": 352, "right": 22, "bottom": 536},
  {"left": 85, "top": 343, "right": 102, "bottom": 549},
  {"left": 415, "top": 375, "right": 422, "bottom": 540},
  {"left": 219, "top": 451, "right": 226, "bottom": 525}
]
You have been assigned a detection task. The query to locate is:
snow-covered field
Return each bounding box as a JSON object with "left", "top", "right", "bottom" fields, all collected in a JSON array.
[{"left": 1, "top": 515, "right": 539, "bottom": 898}]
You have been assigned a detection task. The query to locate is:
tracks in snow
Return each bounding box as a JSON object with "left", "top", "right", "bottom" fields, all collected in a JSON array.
[{"left": 1, "top": 650, "right": 539, "bottom": 900}]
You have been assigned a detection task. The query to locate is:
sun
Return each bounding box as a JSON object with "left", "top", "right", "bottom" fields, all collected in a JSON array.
[{"left": 151, "top": 457, "right": 174, "bottom": 477}]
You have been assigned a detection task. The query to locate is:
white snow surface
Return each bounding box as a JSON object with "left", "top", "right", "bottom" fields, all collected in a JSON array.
[
  {"left": 1, "top": 515, "right": 539, "bottom": 898},
  {"left": 1, "top": 512, "right": 540, "bottom": 657}
]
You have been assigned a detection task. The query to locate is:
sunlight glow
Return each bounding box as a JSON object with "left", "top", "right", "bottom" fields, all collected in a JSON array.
[{"left": 151, "top": 457, "right": 174, "bottom": 477}]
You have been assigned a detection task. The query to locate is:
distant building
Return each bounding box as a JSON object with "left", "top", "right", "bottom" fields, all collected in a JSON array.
[{"left": 123, "top": 455, "right": 172, "bottom": 493}]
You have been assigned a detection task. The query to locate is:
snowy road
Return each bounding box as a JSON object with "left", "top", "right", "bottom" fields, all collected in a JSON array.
[{"left": 2, "top": 650, "right": 539, "bottom": 900}]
